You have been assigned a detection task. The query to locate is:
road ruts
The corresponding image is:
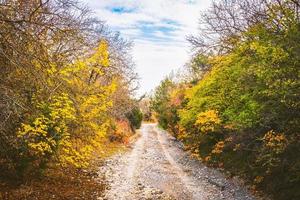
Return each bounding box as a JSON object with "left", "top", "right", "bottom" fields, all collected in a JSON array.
[{"left": 98, "top": 123, "right": 256, "bottom": 200}]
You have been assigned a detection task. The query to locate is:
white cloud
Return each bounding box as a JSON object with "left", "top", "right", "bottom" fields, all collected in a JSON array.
[
  {"left": 82, "top": 0, "right": 212, "bottom": 96},
  {"left": 133, "top": 40, "right": 190, "bottom": 95}
]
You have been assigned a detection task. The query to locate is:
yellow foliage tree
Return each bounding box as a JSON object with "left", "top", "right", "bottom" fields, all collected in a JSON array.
[
  {"left": 17, "top": 40, "right": 117, "bottom": 170},
  {"left": 17, "top": 93, "right": 76, "bottom": 169},
  {"left": 59, "top": 40, "right": 117, "bottom": 168}
]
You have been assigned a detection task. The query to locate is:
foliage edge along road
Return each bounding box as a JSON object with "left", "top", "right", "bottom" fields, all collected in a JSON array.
[{"left": 98, "top": 123, "right": 256, "bottom": 200}]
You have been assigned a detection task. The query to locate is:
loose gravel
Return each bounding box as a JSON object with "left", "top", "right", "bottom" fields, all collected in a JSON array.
[{"left": 98, "top": 123, "right": 256, "bottom": 200}]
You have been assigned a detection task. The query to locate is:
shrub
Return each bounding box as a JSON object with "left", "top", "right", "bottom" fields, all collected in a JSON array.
[{"left": 126, "top": 108, "right": 143, "bottom": 130}]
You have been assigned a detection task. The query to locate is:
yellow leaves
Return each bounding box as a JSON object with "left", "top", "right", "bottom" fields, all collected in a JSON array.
[
  {"left": 89, "top": 40, "right": 110, "bottom": 67},
  {"left": 51, "top": 40, "right": 116, "bottom": 168},
  {"left": 17, "top": 117, "right": 56, "bottom": 156},
  {"left": 17, "top": 117, "right": 47, "bottom": 138},
  {"left": 75, "top": 75, "right": 115, "bottom": 140},
  {"left": 63, "top": 39, "right": 114, "bottom": 138},
  {"left": 48, "top": 93, "right": 76, "bottom": 121},
  {"left": 59, "top": 141, "right": 93, "bottom": 168},
  {"left": 177, "top": 125, "right": 188, "bottom": 140},
  {"left": 28, "top": 141, "right": 54, "bottom": 156},
  {"left": 196, "top": 110, "right": 220, "bottom": 125},
  {"left": 58, "top": 40, "right": 110, "bottom": 86},
  {"left": 249, "top": 41, "right": 288, "bottom": 63},
  {"left": 17, "top": 93, "right": 75, "bottom": 159},
  {"left": 16, "top": 40, "right": 120, "bottom": 169},
  {"left": 78, "top": 92, "right": 112, "bottom": 133},
  {"left": 47, "top": 63, "right": 58, "bottom": 75},
  {"left": 195, "top": 110, "right": 221, "bottom": 133},
  {"left": 209, "top": 54, "right": 229, "bottom": 67},
  {"left": 32, "top": 60, "right": 42, "bottom": 70}
]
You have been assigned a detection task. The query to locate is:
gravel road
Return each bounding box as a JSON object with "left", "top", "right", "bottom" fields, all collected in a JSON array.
[{"left": 98, "top": 123, "right": 256, "bottom": 200}]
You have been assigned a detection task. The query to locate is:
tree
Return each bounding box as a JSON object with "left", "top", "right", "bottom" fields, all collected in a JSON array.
[
  {"left": 0, "top": 0, "right": 139, "bottom": 180},
  {"left": 153, "top": 1, "right": 300, "bottom": 199},
  {"left": 150, "top": 78, "right": 175, "bottom": 129}
]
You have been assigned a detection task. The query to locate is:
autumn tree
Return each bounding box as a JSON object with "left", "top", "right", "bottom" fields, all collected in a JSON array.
[
  {"left": 152, "top": 1, "right": 300, "bottom": 199},
  {"left": 0, "top": 0, "right": 139, "bottom": 180}
]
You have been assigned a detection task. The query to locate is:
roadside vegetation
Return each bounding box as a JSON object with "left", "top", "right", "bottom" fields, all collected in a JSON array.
[
  {"left": 0, "top": 0, "right": 142, "bottom": 198},
  {"left": 151, "top": 0, "right": 300, "bottom": 199}
]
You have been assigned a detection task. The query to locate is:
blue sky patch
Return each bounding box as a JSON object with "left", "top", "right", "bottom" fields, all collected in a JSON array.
[
  {"left": 135, "top": 20, "right": 180, "bottom": 41},
  {"left": 109, "top": 6, "right": 136, "bottom": 13}
]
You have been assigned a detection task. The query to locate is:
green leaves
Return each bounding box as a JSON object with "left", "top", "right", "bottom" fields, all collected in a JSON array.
[
  {"left": 151, "top": 1, "right": 300, "bottom": 199},
  {"left": 126, "top": 108, "right": 143, "bottom": 129}
]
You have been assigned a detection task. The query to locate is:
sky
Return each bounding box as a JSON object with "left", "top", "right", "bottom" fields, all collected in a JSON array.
[{"left": 83, "top": 0, "right": 212, "bottom": 96}]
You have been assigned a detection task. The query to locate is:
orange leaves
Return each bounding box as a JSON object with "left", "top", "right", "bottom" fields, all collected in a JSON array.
[
  {"left": 169, "top": 85, "right": 187, "bottom": 107},
  {"left": 204, "top": 155, "right": 211, "bottom": 162},
  {"left": 255, "top": 130, "right": 289, "bottom": 179},
  {"left": 109, "top": 120, "right": 133, "bottom": 143},
  {"left": 177, "top": 125, "right": 188, "bottom": 140},
  {"left": 211, "top": 141, "right": 225, "bottom": 154},
  {"left": 262, "top": 130, "right": 287, "bottom": 154}
]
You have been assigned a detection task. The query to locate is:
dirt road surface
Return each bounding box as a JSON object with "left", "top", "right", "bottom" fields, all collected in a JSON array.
[{"left": 98, "top": 123, "right": 256, "bottom": 200}]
